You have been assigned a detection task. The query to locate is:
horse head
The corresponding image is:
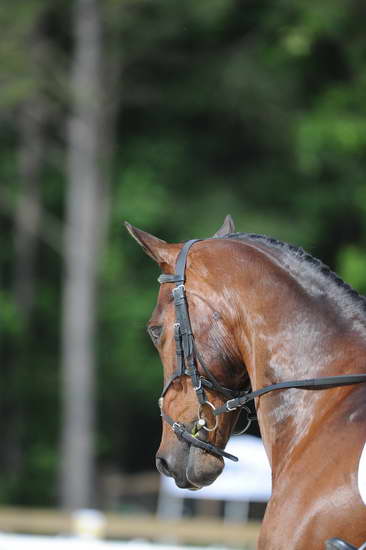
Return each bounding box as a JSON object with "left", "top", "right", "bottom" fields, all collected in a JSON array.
[{"left": 125, "top": 216, "right": 249, "bottom": 489}]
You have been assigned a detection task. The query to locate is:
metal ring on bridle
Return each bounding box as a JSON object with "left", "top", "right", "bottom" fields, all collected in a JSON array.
[
  {"left": 198, "top": 400, "right": 218, "bottom": 432},
  {"left": 233, "top": 405, "right": 252, "bottom": 435}
]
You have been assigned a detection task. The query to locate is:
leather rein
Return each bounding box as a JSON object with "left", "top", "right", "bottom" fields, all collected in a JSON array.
[{"left": 157, "top": 239, "right": 366, "bottom": 462}]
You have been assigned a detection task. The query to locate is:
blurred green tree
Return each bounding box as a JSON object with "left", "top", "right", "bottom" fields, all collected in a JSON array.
[{"left": 0, "top": 0, "right": 365, "bottom": 506}]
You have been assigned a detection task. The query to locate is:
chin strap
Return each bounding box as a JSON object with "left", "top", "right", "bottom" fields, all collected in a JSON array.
[{"left": 160, "top": 409, "right": 239, "bottom": 462}]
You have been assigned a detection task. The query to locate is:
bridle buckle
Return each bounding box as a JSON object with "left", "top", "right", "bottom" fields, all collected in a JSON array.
[
  {"left": 193, "top": 378, "right": 202, "bottom": 391},
  {"left": 172, "top": 422, "right": 184, "bottom": 437},
  {"left": 226, "top": 399, "right": 238, "bottom": 412},
  {"left": 173, "top": 284, "right": 185, "bottom": 296}
]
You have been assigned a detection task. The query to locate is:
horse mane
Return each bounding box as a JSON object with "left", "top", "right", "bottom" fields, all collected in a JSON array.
[{"left": 224, "top": 232, "right": 366, "bottom": 317}]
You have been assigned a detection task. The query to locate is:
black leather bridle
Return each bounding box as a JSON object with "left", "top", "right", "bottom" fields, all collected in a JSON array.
[
  {"left": 158, "top": 239, "right": 244, "bottom": 462},
  {"left": 158, "top": 239, "right": 366, "bottom": 463}
]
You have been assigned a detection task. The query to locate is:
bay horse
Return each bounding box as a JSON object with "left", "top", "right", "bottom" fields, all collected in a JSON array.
[{"left": 125, "top": 216, "right": 366, "bottom": 549}]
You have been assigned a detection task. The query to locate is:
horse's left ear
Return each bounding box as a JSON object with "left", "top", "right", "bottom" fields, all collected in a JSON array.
[
  {"left": 124, "top": 221, "right": 176, "bottom": 266},
  {"left": 212, "top": 214, "right": 236, "bottom": 238}
]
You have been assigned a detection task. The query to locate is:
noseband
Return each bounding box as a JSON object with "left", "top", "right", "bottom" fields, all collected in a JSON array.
[{"left": 158, "top": 239, "right": 366, "bottom": 463}]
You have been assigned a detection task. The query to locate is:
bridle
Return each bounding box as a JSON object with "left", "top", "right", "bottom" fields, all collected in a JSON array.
[
  {"left": 157, "top": 239, "right": 366, "bottom": 463},
  {"left": 158, "top": 239, "right": 245, "bottom": 462}
]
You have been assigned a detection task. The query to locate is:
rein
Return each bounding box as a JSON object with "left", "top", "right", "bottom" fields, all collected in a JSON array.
[
  {"left": 158, "top": 239, "right": 366, "bottom": 463},
  {"left": 214, "top": 374, "right": 366, "bottom": 416}
]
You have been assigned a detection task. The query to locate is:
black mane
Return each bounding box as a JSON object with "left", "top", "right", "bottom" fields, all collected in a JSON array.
[{"left": 224, "top": 232, "right": 366, "bottom": 313}]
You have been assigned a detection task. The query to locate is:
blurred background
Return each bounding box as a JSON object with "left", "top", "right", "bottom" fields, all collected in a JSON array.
[{"left": 1, "top": 0, "right": 366, "bottom": 547}]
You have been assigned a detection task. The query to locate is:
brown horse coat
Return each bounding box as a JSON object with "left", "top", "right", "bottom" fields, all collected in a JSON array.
[{"left": 126, "top": 217, "right": 366, "bottom": 549}]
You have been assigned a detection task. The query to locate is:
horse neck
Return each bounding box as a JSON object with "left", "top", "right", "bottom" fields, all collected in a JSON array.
[{"left": 230, "top": 243, "right": 366, "bottom": 474}]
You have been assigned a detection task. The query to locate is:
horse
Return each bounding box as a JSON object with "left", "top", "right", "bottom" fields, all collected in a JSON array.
[{"left": 125, "top": 215, "right": 366, "bottom": 549}]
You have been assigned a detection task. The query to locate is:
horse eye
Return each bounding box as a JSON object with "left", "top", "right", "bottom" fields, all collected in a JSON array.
[{"left": 148, "top": 325, "right": 162, "bottom": 341}]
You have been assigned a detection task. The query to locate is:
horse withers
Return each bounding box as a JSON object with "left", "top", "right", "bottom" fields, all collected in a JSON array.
[{"left": 126, "top": 216, "right": 366, "bottom": 549}]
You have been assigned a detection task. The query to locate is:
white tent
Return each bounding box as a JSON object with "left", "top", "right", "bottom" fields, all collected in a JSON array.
[{"left": 158, "top": 435, "right": 271, "bottom": 521}]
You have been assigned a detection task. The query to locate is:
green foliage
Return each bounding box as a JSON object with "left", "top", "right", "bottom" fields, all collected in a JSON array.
[
  {"left": 338, "top": 246, "right": 366, "bottom": 295},
  {"left": 1, "top": 0, "right": 366, "bottom": 506},
  {"left": 0, "top": 291, "right": 22, "bottom": 336}
]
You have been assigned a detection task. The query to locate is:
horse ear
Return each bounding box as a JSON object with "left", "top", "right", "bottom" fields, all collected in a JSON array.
[
  {"left": 124, "top": 221, "right": 173, "bottom": 265},
  {"left": 212, "top": 214, "right": 236, "bottom": 238}
]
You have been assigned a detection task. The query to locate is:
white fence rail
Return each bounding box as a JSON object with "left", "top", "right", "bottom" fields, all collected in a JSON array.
[
  {"left": 0, "top": 534, "right": 225, "bottom": 550},
  {"left": 0, "top": 508, "right": 260, "bottom": 548}
]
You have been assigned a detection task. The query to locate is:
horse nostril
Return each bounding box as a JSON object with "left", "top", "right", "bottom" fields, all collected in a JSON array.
[{"left": 156, "top": 455, "right": 172, "bottom": 477}]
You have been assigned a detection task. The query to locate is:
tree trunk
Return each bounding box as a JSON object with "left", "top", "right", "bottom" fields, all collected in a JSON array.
[
  {"left": 0, "top": 98, "right": 45, "bottom": 480},
  {"left": 14, "top": 99, "right": 44, "bottom": 318},
  {"left": 60, "top": 0, "right": 107, "bottom": 510},
  {"left": 0, "top": 18, "right": 47, "bottom": 481}
]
